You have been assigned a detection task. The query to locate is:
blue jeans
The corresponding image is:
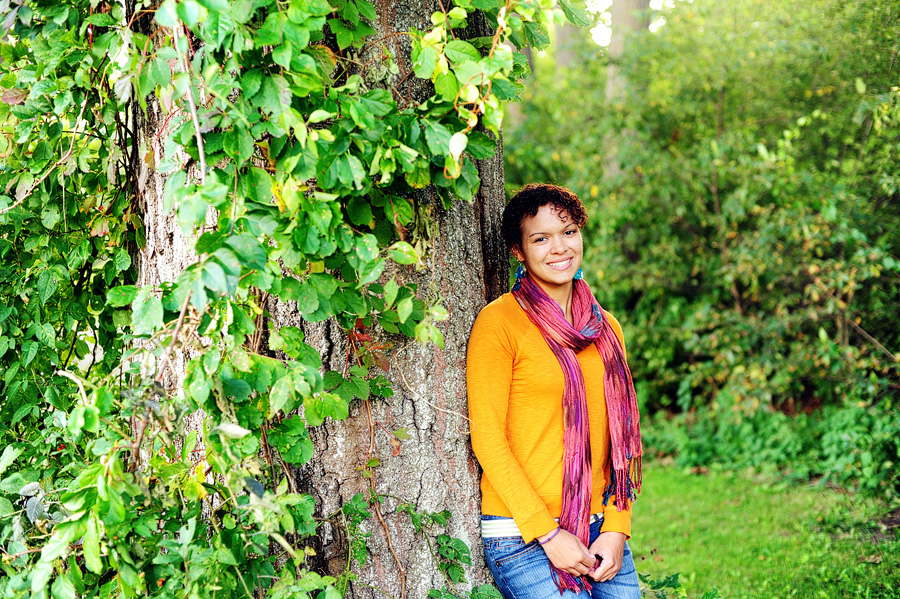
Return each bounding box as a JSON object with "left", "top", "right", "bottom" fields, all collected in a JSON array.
[{"left": 481, "top": 516, "right": 641, "bottom": 599}]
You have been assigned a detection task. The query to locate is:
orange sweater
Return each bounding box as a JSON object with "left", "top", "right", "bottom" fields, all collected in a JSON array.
[{"left": 466, "top": 293, "right": 632, "bottom": 543}]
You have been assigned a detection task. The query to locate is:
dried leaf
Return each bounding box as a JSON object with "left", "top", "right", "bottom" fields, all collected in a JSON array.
[{"left": 1, "top": 87, "right": 27, "bottom": 105}]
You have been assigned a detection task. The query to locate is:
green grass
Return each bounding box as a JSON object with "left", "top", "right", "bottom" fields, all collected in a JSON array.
[{"left": 630, "top": 465, "right": 900, "bottom": 599}]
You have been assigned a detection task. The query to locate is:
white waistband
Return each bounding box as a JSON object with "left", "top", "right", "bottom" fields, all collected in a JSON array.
[{"left": 481, "top": 513, "right": 604, "bottom": 538}]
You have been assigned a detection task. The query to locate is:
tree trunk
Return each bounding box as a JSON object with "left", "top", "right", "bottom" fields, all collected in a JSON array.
[
  {"left": 135, "top": 2, "right": 507, "bottom": 598},
  {"left": 605, "top": 0, "right": 649, "bottom": 102},
  {"left": 604, "top": 0, "right": 649, "bottom": 179}
]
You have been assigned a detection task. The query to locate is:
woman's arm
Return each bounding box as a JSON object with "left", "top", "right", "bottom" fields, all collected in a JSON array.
[{"left": 467, "top": 307, "right": 558, "bottom": 543}]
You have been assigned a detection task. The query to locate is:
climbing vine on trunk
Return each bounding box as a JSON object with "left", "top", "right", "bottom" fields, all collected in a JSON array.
[{"left": 0, "top": 0, "right": 591, "bottom": 597}]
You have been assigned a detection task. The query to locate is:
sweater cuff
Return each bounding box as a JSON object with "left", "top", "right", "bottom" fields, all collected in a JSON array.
[
  {"left": 600, "top": 504, "right": 632, "bottom": 539},
  {"left": 517, "top": 511, "right": 559, "bottom": 544}
]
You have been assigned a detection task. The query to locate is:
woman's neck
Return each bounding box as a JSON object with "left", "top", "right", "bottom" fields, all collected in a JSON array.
[{"left": 542, "top": 281, "right": 575, "bottom": 324}]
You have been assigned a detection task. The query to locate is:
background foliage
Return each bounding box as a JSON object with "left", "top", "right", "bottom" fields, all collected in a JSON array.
[
  {"left": 0, "top": 0, "right": 593, "bottom": 597},
  {"left": 505, "top": 0, "right": 900, "bottom": 500}
]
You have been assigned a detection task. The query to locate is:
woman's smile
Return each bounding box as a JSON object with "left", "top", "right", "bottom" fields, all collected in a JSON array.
[{"left": 547, "top": 257, "right": 574, "bottom": 270}]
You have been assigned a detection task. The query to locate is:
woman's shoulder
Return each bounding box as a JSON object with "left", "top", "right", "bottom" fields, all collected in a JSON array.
[
  {"left": 601, "top": 309, "right": 626, "bottom": 350},
  {"left": 475, "top": 292, "right": 522, "bottom": 320},
  {"left": 471, "top": 293, "right": 529, "bottom": 335}
]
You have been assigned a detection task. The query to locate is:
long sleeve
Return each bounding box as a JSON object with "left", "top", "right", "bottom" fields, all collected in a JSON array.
[{"left": 466, "top": 307, "right": 558, "bottom": 543}]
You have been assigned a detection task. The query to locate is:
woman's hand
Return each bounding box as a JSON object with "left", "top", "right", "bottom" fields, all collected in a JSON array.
[
  {"left": 587, "top": 532, "right": 626, "bottom": 582},
  {"left": 538, "top": 528, "right": 596, "bottom": 577}
]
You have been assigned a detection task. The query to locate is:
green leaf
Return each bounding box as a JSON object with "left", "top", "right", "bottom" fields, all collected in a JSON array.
[
  {"left": 423, "top": 120, "right": 452, "bottom": 156},
  {"left": 356, "top": 0, "right": 377, "bottom": 21},
  {"left": 343, "top": 375, "right": 369, "bottom": 400},
  {"left": 269, "top": 376, "right": 296, "bottom": 416},
  {"left": 414, "top": 45, "right": 439, "bottom": 79},
  {"left": 34, "top": 324, "right": 55, "bottom": 346},
  {"left": 12, "top": 403, "right": 34, "bottom": 425},
  {"left": 148, "top": 56, "right": 171, "bottom": 88},
  {"left": 132, "top": 288, "right": 163, "bottom": 335},
  {"left": 347, "top": 154, "right": 366, "bottom": 189},
  {"left": 176, "top": 0, "right": 206, "bottom": 28},
  {"left": 178, "top": 193, "right": 209, "bottom": 235},
  {"left": 347, "top": 195, "right": 373, "bottom": 226},
  {"left": 85, "top": 13, "right": 116, "bottom": 26},
  {"left": 464, "top": 130, "right": 496, "bottom": 159},
  {"left": 223, "top": 126, "right": 255, "bottom": 164},
  {"left": 114, "top": 248, "right": 132, "bottom": 272},
  {"left": 268, "top": 416, "right": 314, "bottom": 464},
  {"left": 41, "top": 205, "right": 60, "bottom": 230},
  {"left": 434, "top": 71, "right": 459, "bottom": 101},
  {"left": 559, "top": 0, "right": 591, "bottom": 27},
  {"left": 327, "top": 18, "right": 354, "bottom": 50},
  {"left": 226, "top": 235, "right": 268, "bottom": 270},
  {"left": 388, "top": 241, "right": 419, "bottom": 265},
  {"left": 444, "top": 40, "right": 481, "bottom": 64},
  {"left": 0, "top": 445, "right": 22, "bottom": 476},
  {"left": 83, "top": 514, "right": 103, "bottom": 574},
  {"left": 308, "top": 109, "right": 334, "bottom": 123},
  {"left": 273, "top": 43, "right": 292, "bottom": 68},
  {"left": 383, "top": 279, "right": 399, "bottom": 307},
  {"left": 51, "top": 575, "right": 76, "bottom": 599},
  {"left": 107, "top": 285, "right": 139, "bottom": 307},
  {"left": 22, "top": 340, "right": 38, "bottom": 366},
  {"left": 304, "top": 392, "right": 348, "bottom": 426},
  {"left": 397, "top": 296, "right": 413, "bottom": 323},
  {"left": 523, "top": 21, "right": 550, "bottom": 48},
  {"left": 37, "top": 270, "right": 59, "bottom": 305}
]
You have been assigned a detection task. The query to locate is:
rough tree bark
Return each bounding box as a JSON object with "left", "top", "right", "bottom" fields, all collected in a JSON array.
[
  {"left": 135, "top": 2, "right": 507, "bottom": 598},
  {"left": 603, "top": 0, "right": 649, "bottom": 179}
]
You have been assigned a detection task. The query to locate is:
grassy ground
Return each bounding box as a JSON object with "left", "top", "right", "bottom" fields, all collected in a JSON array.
[{"left": 630, "top": 465, "right": 900, "bottom": 599}]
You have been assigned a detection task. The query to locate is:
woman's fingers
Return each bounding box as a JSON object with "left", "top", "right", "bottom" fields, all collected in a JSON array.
[
  {"left": 587, "top": 531, "right": 627, "bottom": 582},
  {"left": 591, "top": 556, "right": 621, "bottom": 581},
  {"left": 540, "top": 528, "right": 595, "bottom": 574}
]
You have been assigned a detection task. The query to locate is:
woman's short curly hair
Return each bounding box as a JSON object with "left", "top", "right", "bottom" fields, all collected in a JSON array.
[{"left": 501, "top": 183, "right": 588, "bottom": 252}]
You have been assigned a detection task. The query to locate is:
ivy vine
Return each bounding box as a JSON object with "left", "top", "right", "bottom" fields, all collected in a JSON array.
[{"left": 0, "top": 0, "right": 589, "bottom": 597}]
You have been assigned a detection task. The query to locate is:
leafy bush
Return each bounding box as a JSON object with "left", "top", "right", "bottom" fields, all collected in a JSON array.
[{"left": 642, "top": 397, "right": 900, "bottom": 500}]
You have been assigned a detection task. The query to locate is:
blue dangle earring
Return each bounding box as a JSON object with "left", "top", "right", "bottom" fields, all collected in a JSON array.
[
  {"left": 574, "top": 267, "right": 584, "bottom": 280},
  {"left": 512, "top": 265, "right": 526, "bottom": 291}
]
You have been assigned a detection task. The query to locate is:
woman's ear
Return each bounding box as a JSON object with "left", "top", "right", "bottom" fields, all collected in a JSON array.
[{"left": 511, "top": 245, "right": 524, "bottom": 263}]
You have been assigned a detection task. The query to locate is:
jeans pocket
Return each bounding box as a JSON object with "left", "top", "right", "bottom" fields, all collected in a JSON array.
[{"left": 490, "top": 537, "right": 543, "bottom": 566}]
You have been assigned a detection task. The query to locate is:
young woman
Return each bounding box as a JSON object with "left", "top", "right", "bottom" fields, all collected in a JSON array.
[{"left": 467, "top": 184, "right": 643, "bottom": 598}]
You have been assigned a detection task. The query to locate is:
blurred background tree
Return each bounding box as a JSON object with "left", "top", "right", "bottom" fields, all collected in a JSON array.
[{"left": 505, "top": 0, "right": 900, "bottom": 500}]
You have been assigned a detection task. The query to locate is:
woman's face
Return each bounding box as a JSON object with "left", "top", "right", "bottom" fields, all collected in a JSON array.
[{"left": 512, "top": 204, "right": 583, "bottom": 296}]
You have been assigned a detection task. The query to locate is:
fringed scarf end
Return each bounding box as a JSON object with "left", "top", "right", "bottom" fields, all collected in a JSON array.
[
  {"left": 603, "top": 457, "right": 643, "bottom": 511},
  {"left": 551, "top": 566, "right": 593, "bottom": 595}
]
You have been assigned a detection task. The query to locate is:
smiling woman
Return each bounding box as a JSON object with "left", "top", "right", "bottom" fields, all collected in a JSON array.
[
  {"left": 466, "top": 184, "right": 644, "bottom": 598},
  {"left": 512, "top": 203, "right": 584, "bottom": 321}
]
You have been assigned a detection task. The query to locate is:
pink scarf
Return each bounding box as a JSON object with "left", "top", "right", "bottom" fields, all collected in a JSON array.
[{"left": 513, "top": 274, "right": 642, "bottom": 594}]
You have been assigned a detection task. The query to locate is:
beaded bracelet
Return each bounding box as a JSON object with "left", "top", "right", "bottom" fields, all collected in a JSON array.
[{"left": 537, "top": 526, "right": 561, "bottom": 545}]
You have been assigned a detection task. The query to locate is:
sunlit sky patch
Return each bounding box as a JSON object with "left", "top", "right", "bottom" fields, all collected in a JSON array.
[{"left": 587, "top": 0, "right": 679, "bottom": 46}]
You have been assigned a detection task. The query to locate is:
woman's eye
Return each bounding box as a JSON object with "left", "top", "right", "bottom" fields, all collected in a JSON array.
[
  {"left": 564, "top": 229, "right": 577, "bottom": 236},
  {"left": 533, "top": 236, "right": 547, "bottom": 243}
]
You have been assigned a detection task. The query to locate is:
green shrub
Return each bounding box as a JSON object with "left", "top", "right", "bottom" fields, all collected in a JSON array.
[{"left": 642, "top": 398, "right": 900, "bottom": 501}]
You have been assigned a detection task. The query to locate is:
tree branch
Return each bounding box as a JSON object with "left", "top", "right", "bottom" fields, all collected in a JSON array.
[{"left": 173, "top": 25, "right": 206, "bottom": 185}]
